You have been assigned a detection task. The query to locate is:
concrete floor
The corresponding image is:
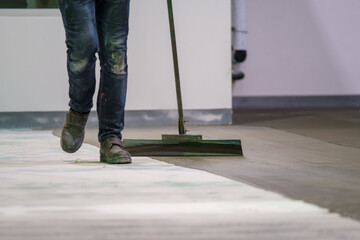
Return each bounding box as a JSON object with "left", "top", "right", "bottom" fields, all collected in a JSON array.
[
  {"left": 233, "top": 108, "right": 360, "bottom": 148},
  {"left": 1, "top": 108, "right": 360, "bottom": 239},
  {"left": 2, "top": 130, "right": 360, "bottom": 239},
  {"left": 58, "top": 108, "right": 360, "bottom": 221}
]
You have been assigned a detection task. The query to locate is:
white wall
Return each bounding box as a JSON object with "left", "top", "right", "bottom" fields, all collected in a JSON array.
[
  {"left": 233, "top": 0, "right": 360, "bottom": 97},
  {"left": 0, "top": 0, "right": 232, "bottom": 112}
]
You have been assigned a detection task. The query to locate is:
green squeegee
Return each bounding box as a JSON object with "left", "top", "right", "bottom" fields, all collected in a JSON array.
[{"left": 123, "top": 0, "right": 243, "bottom": 156}]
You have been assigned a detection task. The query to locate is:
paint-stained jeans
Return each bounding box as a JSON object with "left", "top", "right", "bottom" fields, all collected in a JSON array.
[{"left": 57, "top": 0, "right": 130, "bottom": 142}]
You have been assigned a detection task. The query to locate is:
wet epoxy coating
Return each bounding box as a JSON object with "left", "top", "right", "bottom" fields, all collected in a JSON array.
[{"left": 1, "top": 130, "right": 360, "bottom": 239}]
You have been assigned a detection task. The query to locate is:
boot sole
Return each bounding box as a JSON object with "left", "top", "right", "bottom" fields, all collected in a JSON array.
[
  {"left": 60, "top": 141, "right": 81, "bottom": 153},
  {"left": 100, "top": 154, "right": 132, "bottom": 164}
]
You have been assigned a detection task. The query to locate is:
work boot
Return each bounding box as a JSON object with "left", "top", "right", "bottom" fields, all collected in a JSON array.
[
  {"left": 100, "top": 137, "right": 132, "bottom": 164},
  {"left": 61, "top": 109, "right": 89, "bottom": 153}
]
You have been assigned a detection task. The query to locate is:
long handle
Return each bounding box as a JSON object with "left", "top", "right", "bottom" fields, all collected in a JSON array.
[{"left": 167, "top": 0, "right": 186, "bottom": 135}]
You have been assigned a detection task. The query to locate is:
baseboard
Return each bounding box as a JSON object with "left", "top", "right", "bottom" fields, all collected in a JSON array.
[
  {"left": 0, "top": 109, "right": 232, "bottom": 129},
  {"left": 233, "top": 95, "right": 360, "bottom": 109}
]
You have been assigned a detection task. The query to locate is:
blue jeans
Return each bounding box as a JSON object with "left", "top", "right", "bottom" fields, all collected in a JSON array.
[{"left": 57, "top": 0, "right": 130, "bottom": 142}]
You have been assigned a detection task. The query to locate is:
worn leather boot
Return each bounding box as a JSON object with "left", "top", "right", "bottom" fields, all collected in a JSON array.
[
  {"left": 61, "top": 109, "right": 89, "bottom": 153},
  {"left": 100, "top": 137, "right": 132, "bottom": 164}
]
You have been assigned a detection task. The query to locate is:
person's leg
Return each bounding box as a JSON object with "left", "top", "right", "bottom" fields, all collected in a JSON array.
[
  {"left": 58, "top": 0, "right": 98, "bottom": 113},
  {"left": 58, "top": 0, "right": 98, "bottom": 153},
  {"left": 95, "top": 0, "right": 130, "bottom": 143}
]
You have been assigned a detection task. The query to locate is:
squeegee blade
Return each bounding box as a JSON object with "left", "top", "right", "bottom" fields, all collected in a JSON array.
[{"left": 123, "top": 139, "right": 243, "bottom": 157}]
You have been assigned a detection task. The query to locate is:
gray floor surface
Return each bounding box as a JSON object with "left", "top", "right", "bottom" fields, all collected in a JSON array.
[
  {"left": 4, "top": 129, "right": 360, "bottom": 239},
  {"left": 3, "top": 107, "right": 359, "bottom": 239},
  {"left": 53, "top": 108, "right": 360, "bottom": 221}
]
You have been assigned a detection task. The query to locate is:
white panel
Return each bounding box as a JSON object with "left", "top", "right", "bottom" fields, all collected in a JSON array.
[
  {"left": 0, "top": 0, "right": 231, "bottom": 112},
  {"left": 233, "top": 0, "right": 360, "bottom": 97},
  {"left": 0, "top": 16, "right": 68, "bottom": 112}
]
